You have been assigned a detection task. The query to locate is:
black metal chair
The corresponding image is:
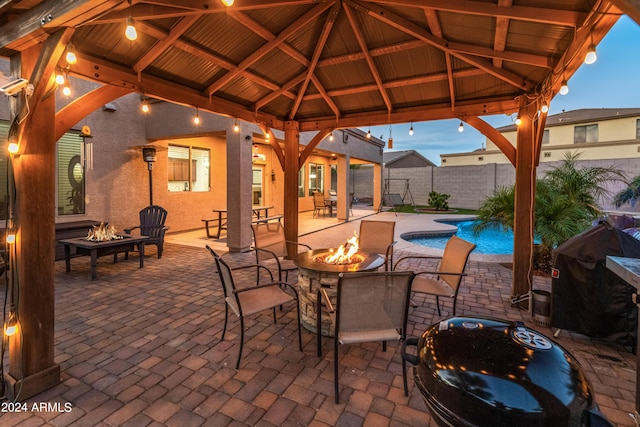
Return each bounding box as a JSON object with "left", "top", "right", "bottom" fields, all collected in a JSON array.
[
  {"left": 206, "top": 245, "right": 302, "bottom": 369},
  {"left": 125, "top": 205, "right": 169, "bottom": 258}
]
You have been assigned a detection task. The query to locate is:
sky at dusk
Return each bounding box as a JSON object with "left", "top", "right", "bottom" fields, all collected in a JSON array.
[{"left": 368, "top": 15, "right": 640, "bottom": 165}]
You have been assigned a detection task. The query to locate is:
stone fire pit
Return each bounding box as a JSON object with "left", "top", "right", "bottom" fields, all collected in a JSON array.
[{"left": 294, "top": 249, "right": 383, "bottom": 336}]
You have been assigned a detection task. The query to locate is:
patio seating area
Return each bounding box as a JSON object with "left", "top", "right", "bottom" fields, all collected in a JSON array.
[{"left": 2, "top": 211, "right": 637, "bottom": 426}]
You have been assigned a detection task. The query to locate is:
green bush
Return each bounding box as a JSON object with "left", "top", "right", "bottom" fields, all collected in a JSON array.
[{"left": 428, "top": 191, "right": 450, "bottom": 211}]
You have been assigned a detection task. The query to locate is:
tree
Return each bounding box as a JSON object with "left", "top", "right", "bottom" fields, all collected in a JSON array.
[
  {"left": 613, "top": 174, "right": 640, "bottom": 208},
  {"left": 474, "top": 152, "right": 626, "bottom": 272}
]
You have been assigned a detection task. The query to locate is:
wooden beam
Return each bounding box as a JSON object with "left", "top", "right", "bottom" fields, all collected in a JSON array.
[
  {"left": 344, "top": 2, "right": 392, "bottom": 113},
  {"left": 55, "top": 85, "right": 133, "bottom": 141},
  {"left": 373, "top": 0, "right": 586, "bottom": 26},
  {"left": 349, "top": 0, "right": 535, "bottom": 91},
  {"left": 511, "top": 96, "right": 538, "bottom": 305},
  {"left": 311, "top": 74, "right": 341, "bottom": 118},
  {"left": 612, "top": 0, "right": 640, "bottom": 25},
  {"left": 206, "top": 1, "right": 335, "bottom": 95},
  {"left": 289, "top": 2, "right": 341, "bottom": 119},
  {"left": 462, "top": 116, "right": 516, "bottom": 166},
  {"left": 299, "top": 127, "right": 333, "bottom": 168},
  {"left": 283, "top": 121, "right": 300, "bottom": 257}
]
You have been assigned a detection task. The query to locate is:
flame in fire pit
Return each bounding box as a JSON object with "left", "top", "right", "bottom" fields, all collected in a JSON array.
[
  {"left": 321, "top": 231, "right": 361, "bottom": 265},
  {"left": 86, "top": 222, "right": 123, "bottom": 242}
]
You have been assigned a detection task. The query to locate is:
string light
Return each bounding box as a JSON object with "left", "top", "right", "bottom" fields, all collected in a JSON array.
[
  {"left": 515, "top": 115, "right": 522, "bottom": 126},
  {"left": 559, "top": 78, "right": 569, "bottom": 95},
  {"left": 141, "top": 98, "right": 149, "bottom": 113},
  {"left": 62, "top": 83, "right": 71, "bottom": 96},
  {"left": 55, "top": 69, "right": 65, "bottom": 85},
  {"left": 584, "top": 32, "right": 597, "bottom": 65},
  {"left": 366, "top": 127, "right": 371, "bottom": 139},
  {"left": 329, "top": 132, "right": 334, "bottom": 141},
  {"left": 265, "top": 131, "right": 270, "bottom": 141},
  {"left": 458, "top": 122, "right": 464, "bottom": 133},
  {"left": 4, "top": 311, "right": 17, "bottom": 337},
  {"left": 409, "top": 122, "right": 414, "bottom": 136},
  {"left": 233, "top": 120, "right": 239, "bottom": 133},
  {"left": 221, "top": 0, "right": 234, "bottom": 5},
  {"left": 7, "top": 142, "right": 19, "bottom": 154},
  {"left": 125, "top": 16, "right": 138, "bottom": 41},
  {"left": 193, "top": 107, "right": 200, "bottom": 125},
  {"left": 541, "top": 102, "right": 549, "bottom": 113},
  {"left": 6, "top": 230, "right": 16, "bottom": 244},
  {"left": 65, "top": 44, "right": 77, "bottom": 65}
]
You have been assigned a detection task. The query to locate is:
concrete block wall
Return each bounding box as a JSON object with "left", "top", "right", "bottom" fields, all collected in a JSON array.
[{"left": 352, "top": 158, "right": 640, "bottom": 212}]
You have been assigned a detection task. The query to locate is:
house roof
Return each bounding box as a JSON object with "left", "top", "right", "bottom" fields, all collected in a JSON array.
[
  {"left": 383, "top": 150, "right": 436, "bottom": 168},
  {"left": 0, "top": 0, "right": 626, "bottom": 133},
  {"left": 497, "top": 107, "right": 640, "bottom": 132}
]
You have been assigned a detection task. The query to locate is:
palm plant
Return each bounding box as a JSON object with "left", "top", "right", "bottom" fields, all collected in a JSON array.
[
  {"left": 473, "top": 152, "right": 626, "bottom": 273},
  {"left": 613, "top": 174, "right": 640, "bottom": 208}
]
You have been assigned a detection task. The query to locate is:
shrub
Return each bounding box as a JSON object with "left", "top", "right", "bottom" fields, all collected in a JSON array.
[{"left": 428, "top": 191, "right": 450, "bottom": 211}]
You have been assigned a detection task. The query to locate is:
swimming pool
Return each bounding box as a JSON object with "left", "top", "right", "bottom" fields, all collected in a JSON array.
[{"left": 405, "top": 220, "right": 518, "bottom": 255}]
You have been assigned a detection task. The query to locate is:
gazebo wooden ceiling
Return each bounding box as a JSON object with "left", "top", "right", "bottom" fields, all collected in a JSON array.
[
  {"left": 1, "top": 0, "right": 639, "bottom": 401},
  {"left": 0, "top": 0, "right": 629, "bottom": 131}
]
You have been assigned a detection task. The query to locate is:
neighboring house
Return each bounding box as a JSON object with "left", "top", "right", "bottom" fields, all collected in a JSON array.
[{"left": 441, "top": 108, "right": 640, "bottom": 166}]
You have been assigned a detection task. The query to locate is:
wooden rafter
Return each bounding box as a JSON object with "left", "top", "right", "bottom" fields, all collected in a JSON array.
[
  {"left": 423, "top": 7, "right": 457, "bottom": 109},
  {"left": 462, "top": 115, "right": 516, "bottom": 166},
  {"left": 344, "top": 2, "right": 392, "bottom": 113},
  {"left": 311, "top": 74, "right": 340, "bottom": 118},
  {"left": 493, "top": 0, "right": 513, "bottom": 68},
  {"left": 349, "top": 0, "right": 535, "bottom": 91},
  {"left": 372, "top": 0, "right": 585, "bottom": 26},
  {"left": 133, "top": 14, "right": 200, "bottom": 74},
  {"left": 254, "top": 73, "right": 305, "bottom": 111},
  {"left": 289, "top": 2, "right": 341, "bottom": 119},
  {"left": 298, "top": 127, "right": 333, "bottom": 168},
  {"left": 206, "top": 1, "right": 335, "bottom": 95}
]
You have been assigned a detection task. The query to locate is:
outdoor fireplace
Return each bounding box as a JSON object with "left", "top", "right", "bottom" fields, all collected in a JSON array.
[{"left": 294, "top": 234, "right": 383, "bottom": 335}]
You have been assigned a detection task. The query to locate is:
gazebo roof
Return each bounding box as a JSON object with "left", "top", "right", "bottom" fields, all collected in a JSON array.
[{"left": 0, "top": 0, "right": 626, "bottom": 132}]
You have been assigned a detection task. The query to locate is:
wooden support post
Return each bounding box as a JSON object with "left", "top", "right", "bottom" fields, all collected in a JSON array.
[
  {"left": 511, "top": 97, "right": 539, "bottom": 308},
  {"left": 283, "top": 121, "right": 300, "bottom": 257},
  {"left": 6, "top": 47, "right": 60, "bottom": 400}
]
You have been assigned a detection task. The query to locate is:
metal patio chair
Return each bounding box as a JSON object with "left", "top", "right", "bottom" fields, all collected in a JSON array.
[{"left": 358, "top": 220, "right": 396, "bottom": 271}]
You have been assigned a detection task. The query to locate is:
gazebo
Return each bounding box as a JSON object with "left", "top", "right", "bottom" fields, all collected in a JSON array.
[{"left": 1, "top": 0, "right": 638, "bottom": 399}]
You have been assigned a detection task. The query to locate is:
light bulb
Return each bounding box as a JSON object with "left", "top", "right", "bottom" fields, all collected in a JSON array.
[
  {"left": 65, "top": 46, "right": 77, "bottom": 65},
  {"left": 141, "top": 100, "right": 149, "bottom": 113},
  {"left": 265, "top": 132, "right": 270, "bottom": 141},
  {"left": 559, "top": 80, "right": 569, "bottom": 95},
  {"left": 221, "top": 0, "right": 234, "bottom": 5},
  {"left": 584, "top": 44, "right": 596, "bottom": 65},
  {"left": 125, "top": 16, "right": 138, "bottom": 41},
  {"left": 515, "top": 116, "right": 522, "bottom": 126},
  {"left": 541, "top": 103, "right": 549, "bottom": 113},
  {"left": 458, "top": 122, "right": 464, "bottom": 133},
  {"left": 4, "top": 312, "right": 17, "bottom": 337},
  {"left": 62, "top": 84, "right": 71, "bottom": 96},
  {"left": 366, "top": 129, "right": 371, "bottom": 139},
  {"left": 7, "top": 142, "right": 19, "bottom": 154},
  {"left": 6, "top": 232, "right": 15, "bottom": 244},
  {"left": 233, "top": 121, "right": 239, "bottom": 133},
  {"left": 193, "top": 115, "right": 200, "bottom": 125},
  {"left": 329, "top": 133, "right": 334, "bottom": 141},
  {"left": 55, "top": 72, "right": 65, "bottom": 85},
  {"left": 409, "top": 125, "right": 414, "bottom": 136}
]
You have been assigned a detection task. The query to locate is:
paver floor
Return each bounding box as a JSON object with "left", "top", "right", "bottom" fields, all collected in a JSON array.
[{"left": 0, "top": 211, "right": 637, "bottom": 426}]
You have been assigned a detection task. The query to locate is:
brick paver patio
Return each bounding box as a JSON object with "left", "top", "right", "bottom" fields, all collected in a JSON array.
[{"left": 0, "top": 236, "right": 637, "bottom": 426}]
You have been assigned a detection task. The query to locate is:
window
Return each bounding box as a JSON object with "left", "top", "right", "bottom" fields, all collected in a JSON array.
[
  {"left": 57, "top": 132, "right": 85, "bottom": 215},
  {"left": 636, "top": 119, "right": 640, "bottom": 139},
  {"left": 168, "top": 145, "right": 210, "bottom": 192},
  {"left": 298, "top": 165, "right": 305, "bottom": 197},
  {"left": 574, "top": 124, "right": 598, "bottom": 144},
  {"left": 542, "top": 129, "right": 550, "bottom": 145},
  {"left": 308, "top": 163, "right": 324, "bottom": 196}
]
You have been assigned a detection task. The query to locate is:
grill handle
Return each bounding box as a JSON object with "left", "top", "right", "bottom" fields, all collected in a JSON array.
[{"left": 401, "top": 337, "right": 419, "bottom": 365}]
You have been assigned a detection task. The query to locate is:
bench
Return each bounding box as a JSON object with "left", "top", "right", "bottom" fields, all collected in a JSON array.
[{"left": 202, "top": 214, "right": 283, "bottom": 238}]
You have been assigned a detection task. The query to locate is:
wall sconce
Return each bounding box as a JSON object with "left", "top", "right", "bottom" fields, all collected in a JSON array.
[{"left": 271, "top": 169, "right": 276, "bottom": 182}]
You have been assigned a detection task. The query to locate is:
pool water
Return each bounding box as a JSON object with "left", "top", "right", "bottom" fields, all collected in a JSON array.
[{"left": 407, "top": 220, "right": 518, "bottom": 255}]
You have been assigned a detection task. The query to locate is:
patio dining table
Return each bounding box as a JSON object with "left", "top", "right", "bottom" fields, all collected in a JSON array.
[{"left": 207, "top": 205, "right": 274, "bottom": 238}]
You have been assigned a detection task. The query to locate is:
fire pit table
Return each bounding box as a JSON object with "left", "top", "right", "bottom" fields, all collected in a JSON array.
[
  {"left": 293, "top": 249, "right": 383, "bottom": 336},
  {"left": 60, "top": 235, "right": 148, "bottom": 280}
]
